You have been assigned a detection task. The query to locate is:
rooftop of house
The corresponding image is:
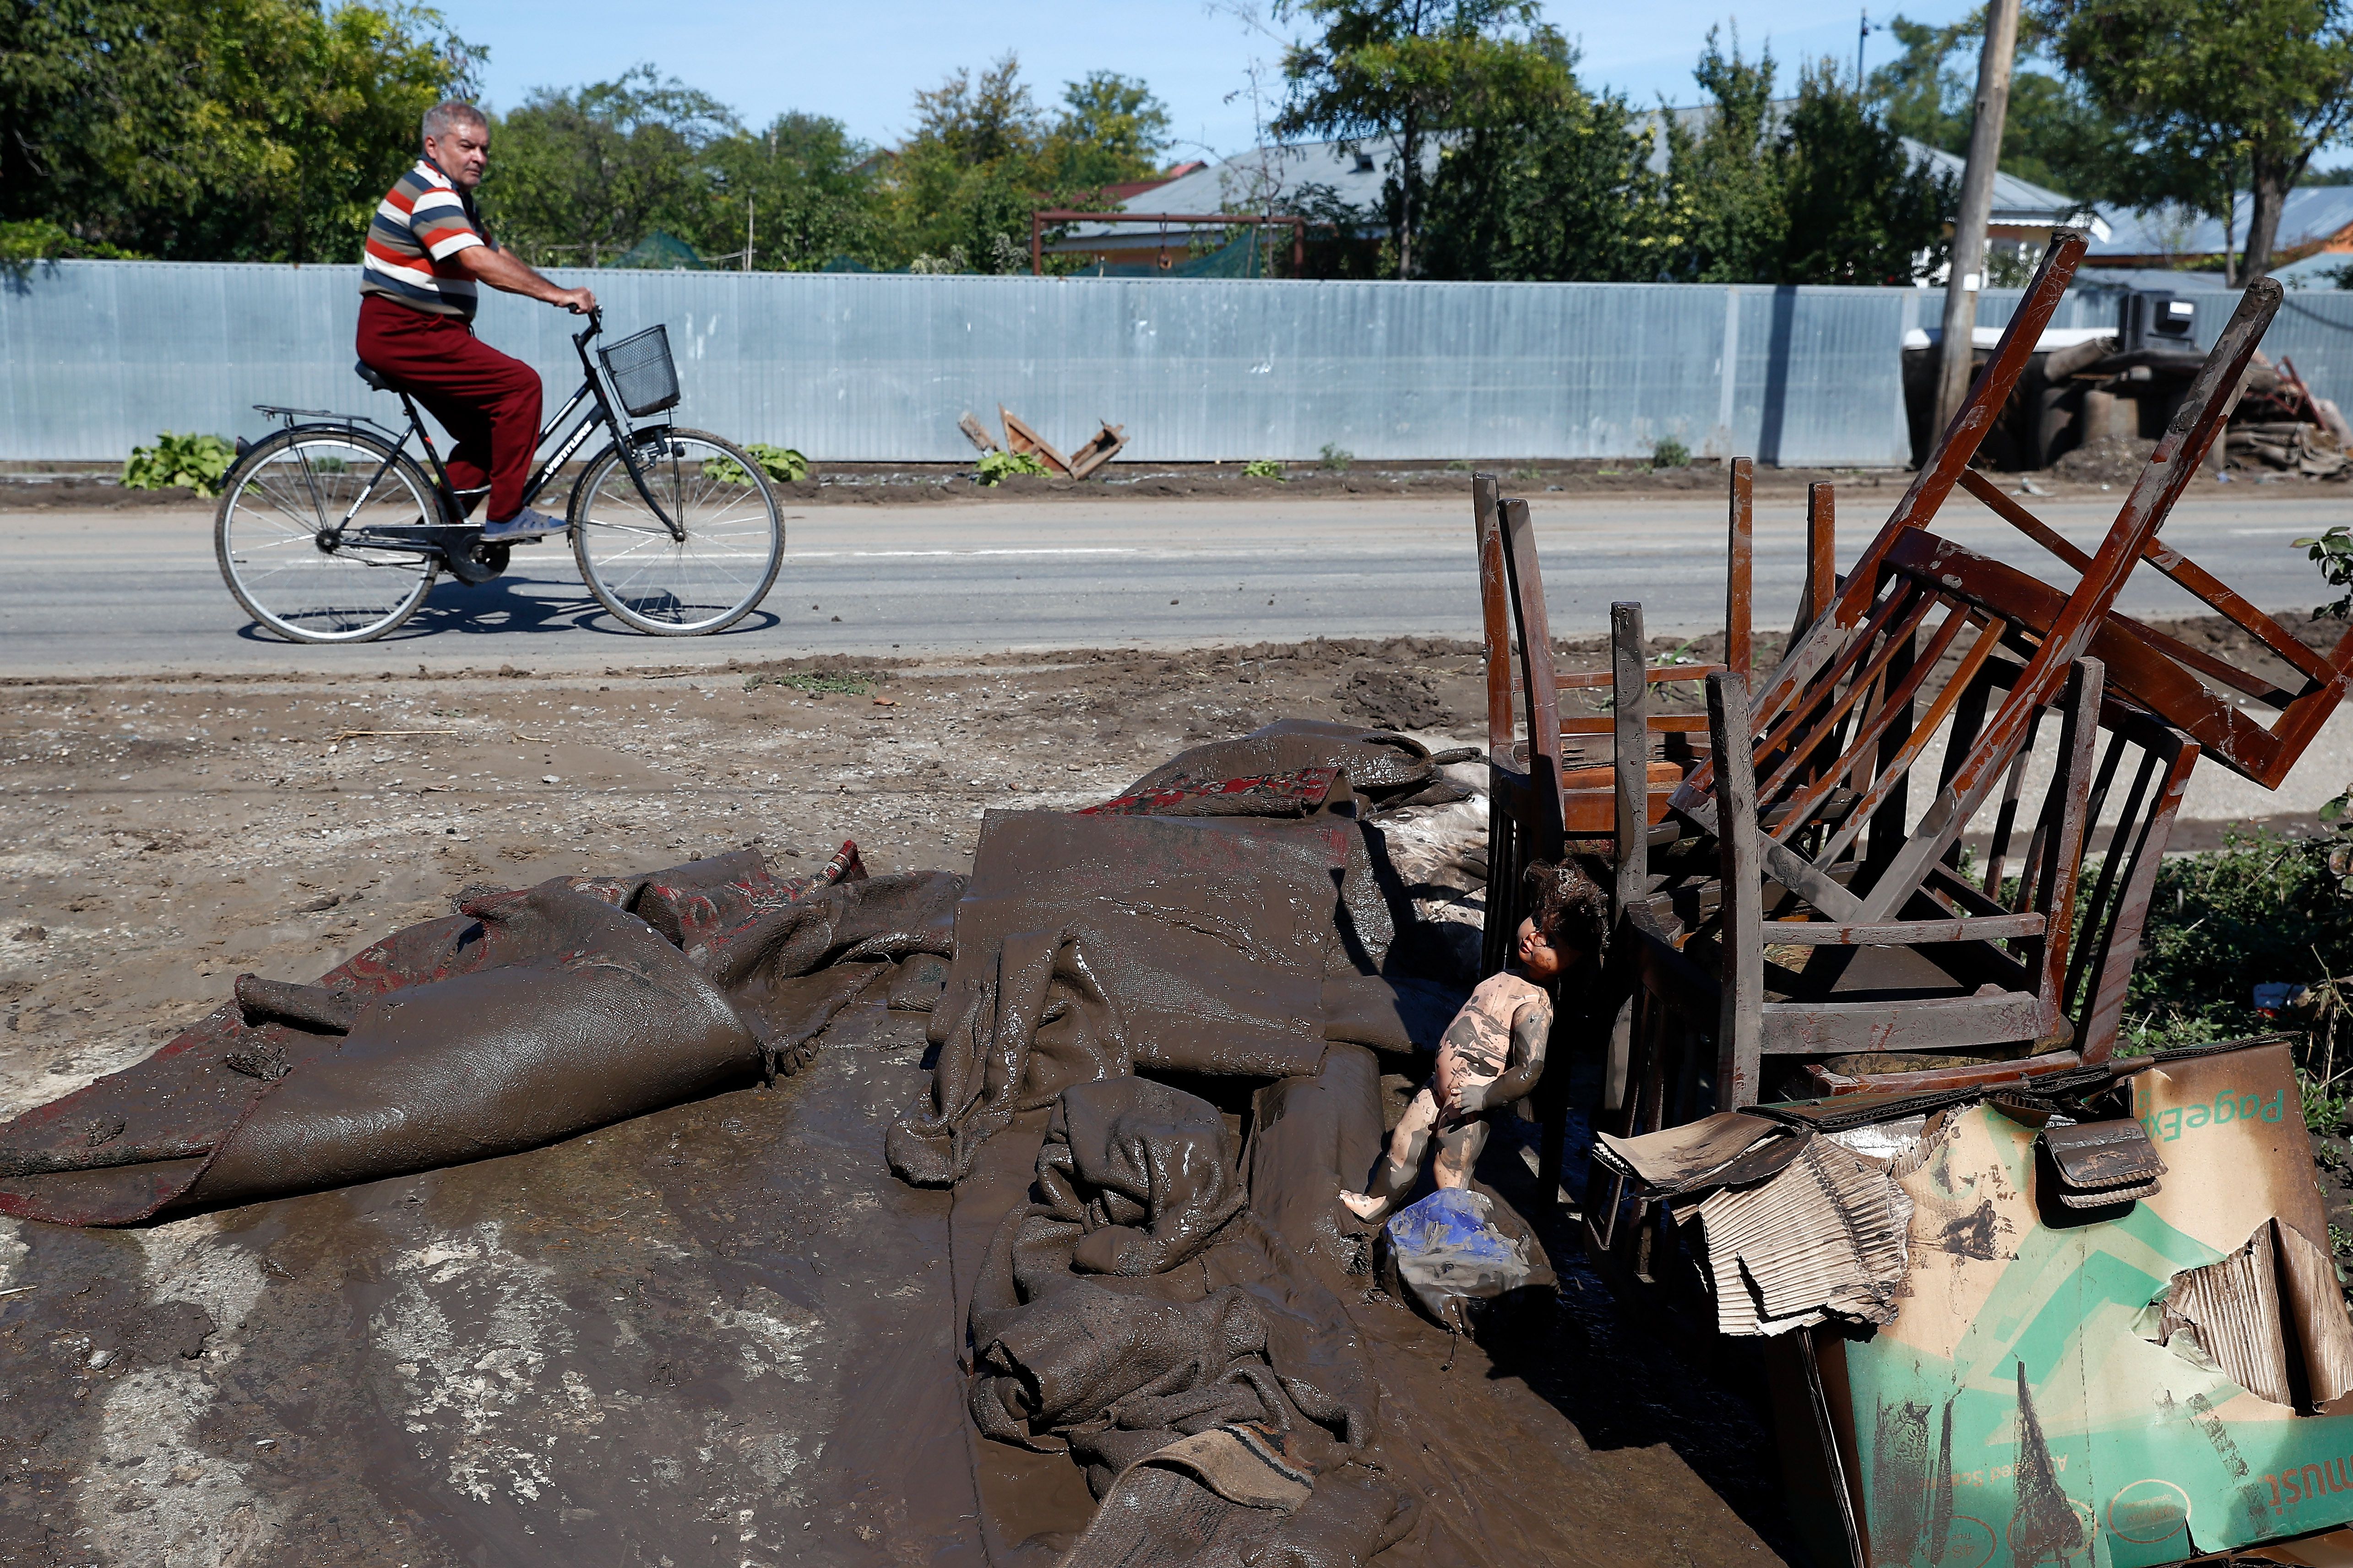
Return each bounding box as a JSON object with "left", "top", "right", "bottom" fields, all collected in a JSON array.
[
  {"left": 1047, "top": 117, "right": 2353, "bottom": 280},
  {"left": 2087, "top": 186, "right": 2353, "bottom": 260},
  {"left": 1045, "top": 139, "right": 1421, "bottom": 248}
]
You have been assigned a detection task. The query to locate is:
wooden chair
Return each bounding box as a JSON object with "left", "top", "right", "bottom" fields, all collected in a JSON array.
[
  {"left": 1473, "top": 461, "right": 1777, "bottom": 971},
  {"left": 1578, "top": 226, "right": 2276, "bottom": 1276},
  {"left": 1587, "top": 656, "right": 2204, "bottom": 1282},
  {"left": 1950, "top": 467, "right": 2353, "bottom": 790},
  {"left": 1670, "top": 236, "right": 2278, "bottom": 928},
  {"left": 1470, "top": 467, "right": 1734, "bottom": 1204},
  {"left": 1649, "top": 243, "right": 2277, "bottom": 1083}
]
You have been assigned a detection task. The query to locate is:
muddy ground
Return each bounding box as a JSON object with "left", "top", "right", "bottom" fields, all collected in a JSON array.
[
  {"left": 0, "top": 621, "right": 2339, "bottom": 1566},
  {"left": 0, "top": 639, "right": 1799, "bottom": 1568}
]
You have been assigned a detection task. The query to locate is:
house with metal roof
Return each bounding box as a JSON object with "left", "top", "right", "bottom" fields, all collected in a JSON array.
[
  {"left": 2086, "top": 186, "right": 2353, "bottom": 272},
  {"left": 1043, "top": 109, "right": 2103, "bottom": 276},
  {"left": 1628, "top": 105, "right": 2106, "bottom": 244},
  {"left": 1902, "top": 143, "right": 2107, "bottom": 241},
  {"left": 1041, "top": 139, "right": 1407, "bottom": 271}
]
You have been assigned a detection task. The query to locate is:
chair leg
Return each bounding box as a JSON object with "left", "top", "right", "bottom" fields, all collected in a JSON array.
[
  {"left": 1482, "top": 801, "right": 1518, "bottom": 978},
  {"left": 1708, "top": 672, "right": 1764, "bottom": 1112},
  {"left": 1537, "top": 1046, "right": 1570, "bottom": 1216},
  {"left": 1611, "top": 601, "right": 1648, "bottom": 915}
]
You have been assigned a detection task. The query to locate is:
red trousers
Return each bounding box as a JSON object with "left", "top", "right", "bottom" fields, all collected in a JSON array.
[{"left": 357, "top": 295, "right": 542, "bottom": 521}]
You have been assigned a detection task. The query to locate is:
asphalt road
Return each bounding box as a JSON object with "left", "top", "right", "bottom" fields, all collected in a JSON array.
[{"left": 1, "top": 485, "right": 2344, "bottom": 677}]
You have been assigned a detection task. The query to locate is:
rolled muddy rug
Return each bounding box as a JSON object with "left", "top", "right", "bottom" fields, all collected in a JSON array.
[{"left": 0, "top": 846, "right": 958, "bottom": 1225}]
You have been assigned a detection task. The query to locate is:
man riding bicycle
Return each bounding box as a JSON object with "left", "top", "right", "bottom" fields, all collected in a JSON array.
[{"left": 357, "top": 100, "right": 595, "bottom": 543}]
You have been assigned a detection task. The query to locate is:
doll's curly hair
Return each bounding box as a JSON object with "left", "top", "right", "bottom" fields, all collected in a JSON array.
[{"left": 1525, "top": 857, "right": 1609, "bottom": 960}]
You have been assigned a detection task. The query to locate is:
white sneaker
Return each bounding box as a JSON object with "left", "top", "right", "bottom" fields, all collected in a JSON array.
[{"left": 482, "top": 506, "right": 564, "bottom": 541}]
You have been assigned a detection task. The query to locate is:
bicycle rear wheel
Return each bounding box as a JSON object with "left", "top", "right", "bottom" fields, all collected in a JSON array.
[
  {"left": 216, "top": 427, "right": 440, "bottom": 643},
  {"left": 570, "top": 429, "right": 784, "bottom": 635}
]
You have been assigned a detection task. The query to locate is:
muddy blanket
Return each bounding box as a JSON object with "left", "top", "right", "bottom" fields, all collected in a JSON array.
[
  {"left": 0, "top": 846, "right": 961, "bottom": 1226},
  {"left": 887, "top": 810, "right": 1413, "bottom": 1188},
  {"left": 968, "top": 1078, "right": 1392, "bottom": 1551},
  {"left": 1118, "top": 719, "right": 1440, "bottom": 804}
]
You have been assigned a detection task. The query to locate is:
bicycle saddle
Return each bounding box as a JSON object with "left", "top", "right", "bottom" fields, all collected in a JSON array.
[{"left": 354, "top": 359, "right": 392, "bottom": 391}]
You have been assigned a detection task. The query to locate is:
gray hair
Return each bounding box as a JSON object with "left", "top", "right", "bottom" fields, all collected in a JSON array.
[{"left": 421, "top": 100, "right": 488, "bottom": 146}]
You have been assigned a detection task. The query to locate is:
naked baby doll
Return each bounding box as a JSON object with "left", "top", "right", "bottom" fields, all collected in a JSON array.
[{"left": 1340, "top": 860, "right": 1608, "bottom": 1222}]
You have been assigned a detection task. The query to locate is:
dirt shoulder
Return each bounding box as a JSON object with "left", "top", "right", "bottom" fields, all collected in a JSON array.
[{"left": 9, "top": 454, "right": 2342, "bottom": 510}]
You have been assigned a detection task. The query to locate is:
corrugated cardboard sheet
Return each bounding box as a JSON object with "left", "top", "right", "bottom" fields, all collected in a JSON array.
[
  {"left": 1698, "top": 1137, "right": 1916, "bottom": 1337},
  {"left": 1812, "top": 1041, "right": 2353, "bottom": 1568}
]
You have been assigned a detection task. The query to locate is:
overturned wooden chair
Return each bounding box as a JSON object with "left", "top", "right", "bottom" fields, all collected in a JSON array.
[
  {"left": 1473, "top": 462, "right": 1777, "bottom": 1201},
  {"left": 1580, "top": 229, "right": 2292, "bottom": 1275},
  {"left": 1473, "top": 460, "right": 1773, "bottom": 970},
  {"left": 1657, "top": 232, "right": 2281, "bottom": 1078}
]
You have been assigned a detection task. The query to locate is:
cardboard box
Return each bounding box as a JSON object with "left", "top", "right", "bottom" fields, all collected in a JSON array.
[{"left": 1797, "top": 1041, "right": 2353, "bottom": 1568}]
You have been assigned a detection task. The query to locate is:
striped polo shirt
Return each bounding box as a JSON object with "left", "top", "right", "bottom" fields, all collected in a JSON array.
[{"left": 359, "top": 158, "right": 493, "bottom": 320}]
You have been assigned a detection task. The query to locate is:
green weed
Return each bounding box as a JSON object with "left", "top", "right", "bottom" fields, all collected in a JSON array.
[
  {"left": 706, "top": 444, "right": 808, "bottom": 486},
  {"left": 2298, "top": 524, "right": 2353, "bottom": 621},
  {"left": 2119, "top": 826, "right": 2353, "bottom": 1124},
  {"left": 123, "top": 432, "right": 234, "bottom": 496},
  {"left": 1243, "top": 459, "right": 1286, "bottom": 479},
  {"left": 976, "top": 450, "right": 1049, "bottom": 486},
  {"left": 1318, "top": 443, "right": 1353, "bottom": 473},
  {"left": 1651, "top": 436, "right": 1691, "bottom": 470}
]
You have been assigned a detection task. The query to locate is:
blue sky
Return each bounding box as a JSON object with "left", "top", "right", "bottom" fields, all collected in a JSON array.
[{"left": 461, "top": 0, "right": 1985, "bottom": 163}]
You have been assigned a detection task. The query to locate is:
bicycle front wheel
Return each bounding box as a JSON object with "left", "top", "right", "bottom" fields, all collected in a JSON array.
[
  {"left": 216, "top": 426, "right": 440, "bottom": 643},
  {"left": 570, "top": 429, "right": 784, "bottom": 635}
]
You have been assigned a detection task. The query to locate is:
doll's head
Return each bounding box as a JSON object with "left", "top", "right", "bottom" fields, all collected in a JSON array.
[{"left": 1515, "top": 858, "right": 1609, "bottom": 982}]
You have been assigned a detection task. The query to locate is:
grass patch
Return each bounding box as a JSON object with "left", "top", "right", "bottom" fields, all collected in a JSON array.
[{"left": 2119, "top": 826, "right": 2353, "bottom": 1130}]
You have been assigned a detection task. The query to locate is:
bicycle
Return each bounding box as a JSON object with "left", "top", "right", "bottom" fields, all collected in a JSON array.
[{"left": 214, "top": 309, "right": 786, "bottom": 642}]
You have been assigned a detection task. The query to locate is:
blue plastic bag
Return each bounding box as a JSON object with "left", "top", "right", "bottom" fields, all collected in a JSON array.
[{"left": 1381, "top": 1188, "right": 1533, "bottom": 1330}]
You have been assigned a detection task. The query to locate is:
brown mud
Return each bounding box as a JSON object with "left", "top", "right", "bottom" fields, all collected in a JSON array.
[{"left": 0, "top": 618, "right": 2324, "bottom": 1565}]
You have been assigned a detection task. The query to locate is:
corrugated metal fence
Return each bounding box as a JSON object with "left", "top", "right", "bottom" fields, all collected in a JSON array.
[
  {"left": 6, "top": 259, "right": 2345, "bottom": 465},
  {"left": 1978, "top": 282, "right": 2353, "bottom": 413},
  {"left": 1, "top": 261, "right": 1914, "bottom": 464}
]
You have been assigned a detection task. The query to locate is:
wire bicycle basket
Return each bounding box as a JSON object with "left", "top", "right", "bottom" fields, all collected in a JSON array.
[{"left": 598, "top": 324, "right": 681, "bottom": 419}]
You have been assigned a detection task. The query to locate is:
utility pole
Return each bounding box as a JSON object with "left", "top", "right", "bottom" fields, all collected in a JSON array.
[
  {"left": 1933, "top": 0, "right": 2022, "bottom": 437},
  {"left": 1857, "top": 10, "right": 1872, "bottom": 91}
]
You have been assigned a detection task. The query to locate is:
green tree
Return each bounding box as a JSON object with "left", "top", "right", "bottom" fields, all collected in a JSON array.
[
  {"left": 1649, "top": 34, "right": 1951, "bottom": 286},
  {"left": 0, "top": 0, "right": 476, "bottom": 261},
  {"left": 1873, "top": 16, "right": 1974, "bottom": 149},
  {"left": 690, "top": 113, "right": 886, "bottom": 271},
  {"left": 875, "top": 56, "right": 1175, "bottom": 273},
  {"left": 1416, "top": 38, "right": 1670, "bottom": 282},
  {"left": 1872, "top": 11, "right": 2188, "bottom": 214},
  {"left": 1048, "top": 71, "right": 1173, "bottom": 190},
  {"left": 1663, "top": 29, "right": 1787, "bottom": 282},
  {"left": 483, "top": 66, "right": 736, "bottom": 267},
  {"left": 1778, "top": 59, "right": 1954, "bottom": 284},
  {"left": 880, "top": 55, "right": 1050, "bottom": 271},
  {"left": 1270, "top": 0, "right": 1566, "bottom": 277},
  {"left": 2040, "top": 0, "right": 2353, "bottom": 277}
]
